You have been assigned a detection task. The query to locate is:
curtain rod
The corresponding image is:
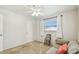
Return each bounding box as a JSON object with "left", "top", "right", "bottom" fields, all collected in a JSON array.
[{"left": 43, "top": 16, "right": 57, "bottom": 20}]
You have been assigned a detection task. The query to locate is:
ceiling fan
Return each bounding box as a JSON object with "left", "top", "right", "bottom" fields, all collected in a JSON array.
[{"left": 24, "top": 5, "right": 44, "bottom": 16}]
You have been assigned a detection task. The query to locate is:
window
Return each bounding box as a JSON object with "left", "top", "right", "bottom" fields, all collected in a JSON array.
[{"left": 44, "top": 17, "right": 57, "bottom": 31}]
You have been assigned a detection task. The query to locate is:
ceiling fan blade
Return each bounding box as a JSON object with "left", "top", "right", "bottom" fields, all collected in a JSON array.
[{"left": 24, "top": 11, "right": 33, "bottom": 13}]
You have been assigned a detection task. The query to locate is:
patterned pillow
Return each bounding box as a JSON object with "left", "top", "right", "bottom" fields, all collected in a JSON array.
[{"left": 68, "top": 41, "right": 79, "bottom": 54}]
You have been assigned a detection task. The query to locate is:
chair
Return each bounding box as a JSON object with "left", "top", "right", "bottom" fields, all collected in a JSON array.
[{"left": 44, "top": 34, "right": 51, "bottom": 46}]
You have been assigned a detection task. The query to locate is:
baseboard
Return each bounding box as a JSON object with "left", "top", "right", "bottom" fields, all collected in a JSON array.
[{"left": 3, "top": 40, "right": 34, "bottom": 51}]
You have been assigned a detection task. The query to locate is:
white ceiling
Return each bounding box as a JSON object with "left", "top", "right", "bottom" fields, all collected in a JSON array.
[
  {"left": 0, "top": 5, "right": 77, "bottom": 16},
  {"left": 41, "top": 5, "right": 76, "bottom": 16}
]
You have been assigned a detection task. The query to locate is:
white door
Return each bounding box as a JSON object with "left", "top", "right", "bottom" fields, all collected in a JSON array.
[
  {"left": 25, "top": 20, "right": 33, "bottom": 43},
  {"left": 0, "top": 14, "right": 3, "bottom": 51}
]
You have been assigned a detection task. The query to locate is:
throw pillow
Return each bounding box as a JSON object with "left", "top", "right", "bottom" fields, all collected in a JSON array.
[
  {"left": 57, "top": 44, "right": 68, "bottom": 54},
  {"left": 68, "top": 40, "right": 79, "bottom": 54}
]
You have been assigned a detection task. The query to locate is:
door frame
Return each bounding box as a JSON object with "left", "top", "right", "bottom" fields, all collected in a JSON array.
[{"left": 0, "top": 14, "right": 3, "bottom": 51}]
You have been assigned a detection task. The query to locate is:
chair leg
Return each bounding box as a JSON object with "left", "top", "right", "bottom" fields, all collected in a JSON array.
[
  {"left": 48, "top": 40, "right": 51, "bottom": 46},
  {"left": 44, "top": 39, "right": 47, "bottom": 45}
]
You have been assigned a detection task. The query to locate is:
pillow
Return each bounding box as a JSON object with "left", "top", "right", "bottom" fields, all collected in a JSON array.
[
  {"left": 68, "top": 40, "right": 79, "bottom": 54},
  {"left": 57, "top": 44, "right": 68, "bottom": 54},
  {"left": 46, "top": 47, "right": 57, "bottom": 54}
]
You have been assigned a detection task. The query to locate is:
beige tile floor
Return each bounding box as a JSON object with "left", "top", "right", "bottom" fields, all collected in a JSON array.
[{"left": 0, "top": 41, "right": 51, "bottom": 54}]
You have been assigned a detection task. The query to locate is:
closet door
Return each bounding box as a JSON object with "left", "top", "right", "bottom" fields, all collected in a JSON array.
[
  {"left": 26, "top": 20, "right": 33, "bottom": 42},
  {"left": 0, "top": 14, "right": 3, "bottom": 51}
]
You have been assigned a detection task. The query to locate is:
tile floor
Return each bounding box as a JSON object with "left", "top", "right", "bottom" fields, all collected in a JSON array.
[{"left": 0, "top": 41, "right": 51, "bottom": 54}]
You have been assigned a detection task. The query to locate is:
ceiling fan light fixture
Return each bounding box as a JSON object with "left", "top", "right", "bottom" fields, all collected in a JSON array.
[
  {"left": 24, "top": 5, "right": 44, "bottom": 16},
  {"left": 32, "top": 11, "right": 36, "bottom": 16}
]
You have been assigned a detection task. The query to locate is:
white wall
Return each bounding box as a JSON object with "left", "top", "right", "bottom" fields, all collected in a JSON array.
[
  {"left": 35, "top": 18, "right": 40, "bottom": 41},
  {"left": 77, "top": 8, "right": 79, "bottom": 41},
  {"left": 32, "top": 18, "right": 38, "bottom": 40},
  {"left": 0, "top": 8, "right": 33, "bottom": 50},
  {"left": 62, "top": 9, "right": 77, "bottom": 41}
]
